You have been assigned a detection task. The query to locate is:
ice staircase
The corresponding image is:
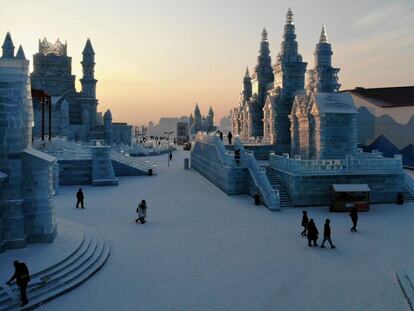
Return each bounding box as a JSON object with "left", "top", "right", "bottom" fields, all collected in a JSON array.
[
  {"left": 403, "top": 188, "right": 414, "bottom": 202},
  {"left": 110, "top": 151, "right": 153, "bottom": 176},
  {"left": 396, "top": 270, "right": 414, "bottom": 310},
  {"left": 263, "top": 166, "right": 295, "bottom": 208},
  {"left": 0, "top": 231, "right": 110, "bottom": 311}
]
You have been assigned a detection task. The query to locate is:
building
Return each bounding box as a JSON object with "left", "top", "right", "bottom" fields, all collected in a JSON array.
[
  {"left": 189, "top": 104, "right": 216, "bottom": 135},
  {"left": 290, "top": 25, "right": 355, "bottom": 159},
  {"left": 30, "top": 38, "right": 132, "bottom": 145},
  {"left": 345, "top": 86, "right": 414, "bottom": 151},
  {"left": 176, "top": 121, "right": 189, "bottom": 144},
  {"left": 0, "top": 33, "right": 57, "bottom": 252}
]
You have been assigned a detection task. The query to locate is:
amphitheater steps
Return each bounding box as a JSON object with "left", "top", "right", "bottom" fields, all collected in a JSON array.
[{"left": 0, "top": 231, "right": 110, "bottom": 311}]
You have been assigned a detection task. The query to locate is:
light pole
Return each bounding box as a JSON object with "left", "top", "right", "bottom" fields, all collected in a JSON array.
[{"left": 164, "top": 131, "right": 174, "bottom": 167}]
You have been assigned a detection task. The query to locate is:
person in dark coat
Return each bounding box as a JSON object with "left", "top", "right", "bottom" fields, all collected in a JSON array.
[
  {"left": 6, "top": 260, "right": 30, "bottom": 306},
  {"left": 397, "top": 192, "right": 404, "bottom": 205},
  {"left": 76, "top": 188, "right": 84, "bottom": 209},
  {"left": 227, "top": 131, "right": 233, "bottom": 145},
  {"left": 301, "top": 211, "right": 309, "bottom": 236},
  {"left": 136, "top": 200, "right": 147, "bottom": 224},
  {"left": 350, "top": 207, "right": 358, "bottom": 232},
  {"left": 307, "top": 219, "right": 319, "bottom": 247},
  {"left": 321, "top": 219, "right": 336, "bottom": 249},
  {"left": 169, "top": 152, "right": 173, "bottom": 161}
]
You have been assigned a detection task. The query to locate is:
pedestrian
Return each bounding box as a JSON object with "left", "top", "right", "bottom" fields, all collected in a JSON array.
[
  {"left": 136, "top": 200, "right": 147, "bottom": 224},
  {"left": 76, "top": 188, "right": 84, "bottom": 209},
  {"left": 301, "top": 211, "right": 308, "bottom": 236},
  {"left": 219, "top": 131, "right": 223, "bottom": 141},
  {"left": 169, "top": 152, "right": 172, "bottom": 161},
  {"left": 350, "top": 207, "right": 358, "bottom": 232},
  {"left": 6, "top": 260, "right": 30, "bottom": 306},
  {"left": 321, "top": 219, "right": 336, "bottom": 249},
  {"left": 397, "top": 192, "right": 404, "bottom": 205},
  {"left": 307, "top": 219, "right": 319, "bottom": 247},
  {"left": 227, "top": 131, "right": 233, "bottom": 145}
]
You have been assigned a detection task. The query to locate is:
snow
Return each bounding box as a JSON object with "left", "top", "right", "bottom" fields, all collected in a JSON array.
[{"left": 31, "top": 148, "right": 414, "bottom": 311}]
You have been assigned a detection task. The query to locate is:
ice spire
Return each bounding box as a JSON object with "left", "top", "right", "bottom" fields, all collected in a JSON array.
[
  {"left": 261, "top": 28, "right": 268, "bottom": 41},
  {"left": 208, "top": 106, "right": 214, "bottom": 116},
  {"left": 242, "top": 66, "right": 252, "bottom": 101},
  {"left": 2, "top": 32, "right": 15, "bottom": 58},
  {"left": 16, "top": 45, "right": 26, "bottom": 59},
  {"left": 82, "top": 38, "right": 95, "bottom": 55},
  {"left": 286, "top": 8, "right": 294, "bottom": 25},
  {"left": 319, "top": 24, "right": 329, "bottom": 44},
  {"left": 245, "top": 67, "right": 250, "bottom": 77}
]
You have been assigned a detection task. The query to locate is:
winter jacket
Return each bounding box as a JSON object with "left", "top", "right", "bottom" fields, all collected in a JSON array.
[
  {"left": 301, "top": 215, "right": 309, "bottom": 227},
  {"left": 76, "top": 191, "right": 84, "bottom": 200},
  {"left": 324, "top": 223, "right": 331, "bottom": 237},
  {"left": 8, "top": 262, "right": 30, "bottom": 286},
  {"left": 307, "top": 222, "right": 319, "bottom": 240},
  {"left": 137, "top": 204, "right": 147, "bottom": 218},
  {"left": 350, "top": 209, "right": 358, "bottom": 221}
]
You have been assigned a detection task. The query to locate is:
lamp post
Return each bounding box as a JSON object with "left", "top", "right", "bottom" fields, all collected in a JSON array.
[{"left": 164, "top": 131, "right": 174, "bottom": 167}]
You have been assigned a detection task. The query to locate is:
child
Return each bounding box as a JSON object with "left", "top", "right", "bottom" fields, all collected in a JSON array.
[{"left": 136, "top": 200, "right": 147, "bottom": 224}]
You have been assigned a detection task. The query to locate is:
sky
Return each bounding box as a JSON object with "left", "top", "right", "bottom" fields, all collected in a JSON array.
[{"left": 1, "top": 0, "right": 414, "bottom": 125}]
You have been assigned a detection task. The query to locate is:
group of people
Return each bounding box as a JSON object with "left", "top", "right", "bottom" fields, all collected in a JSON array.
[
  {"left": 217, "top": 130, "right": 233, "bottom": 145},
  {"left": 301, "top": 207, "right": 359, "bottom": 248}
]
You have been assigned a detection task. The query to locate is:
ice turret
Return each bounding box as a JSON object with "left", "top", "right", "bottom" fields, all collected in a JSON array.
[
  {"left": 242, "top": 67, "right": 252, "bottom": 102},
  {"left": 2, "top": 32, "right": 15, "bottom": 58},
  {"left": 80, "top": 38, "right": 97, "bottom": 99},
  {"left": 307, "top": 25, "right": 341, "bottom": 94},
  {"left": 16, "top": 45, "right": 26, "bottom": 59}
]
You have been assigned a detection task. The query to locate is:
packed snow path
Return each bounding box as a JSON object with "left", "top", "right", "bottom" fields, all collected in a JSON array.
[{"left": 39, "top": 149, "right": 413, "bottom": 311}]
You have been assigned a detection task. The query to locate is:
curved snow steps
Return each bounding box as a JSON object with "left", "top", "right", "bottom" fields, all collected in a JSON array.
[{"left": 0, "top": 231, "right": 110, "bottom": 311}]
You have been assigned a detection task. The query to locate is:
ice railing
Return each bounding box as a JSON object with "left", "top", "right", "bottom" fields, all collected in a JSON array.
[
  {"left": 33, "top": 137, "right": 91, "bottom": 160},
  {"left": 195, "top": 133, "right": 280, "bottom": 210},
  {"left": 269, "top": 152, "right": 403, "bottom": 175},
  {"left": 110, "top": 151, "right": 155, "bottom": 172},
  {"left": 404, "top": 172, "right": 414, "bottom": 195}
]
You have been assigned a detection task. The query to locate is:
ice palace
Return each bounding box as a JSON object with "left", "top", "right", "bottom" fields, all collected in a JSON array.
[{"left": 1, "top": 8, "right": 414, "bottom": 311}]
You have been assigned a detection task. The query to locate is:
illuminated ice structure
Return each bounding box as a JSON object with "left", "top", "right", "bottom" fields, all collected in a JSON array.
[
  {"left": 0, "top": 33, "right": 57, "bottom": 252},
  {"left": 200, "top": 10, "right": 414, "bottom": 207}
]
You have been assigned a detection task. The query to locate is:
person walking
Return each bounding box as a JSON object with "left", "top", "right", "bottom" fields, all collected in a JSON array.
[
  {"left": 219, "top": 131, "right": 223, "bottom": 141},
  {"left": 169, "top": 152, "right": 172, "bottom": 161},
  {"left": 307, "top": 219, "right": 319, "bottom": 247},
  {"left": 6, "top": 260, "right": 30, "bottom": 306},
  {"left": 350, "top": 207, "right": 358, "bottom": 232},
  {"left": 76, "top": 188, "right": 84, "bottom": 209},
  {"left": 227, "top": 131, "right": 233, "bottom": 145},
  {"left": 136, "top": 200, "right": 147, "bottom": 224},
  {"left": 321, "top": 219, "right": 336, "bottom": 249},
  {"left": 301, "top": 211, "right": 309, "bottom": 236}
]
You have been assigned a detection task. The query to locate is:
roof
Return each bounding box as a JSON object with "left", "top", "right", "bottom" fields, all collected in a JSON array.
[
  {"left": 313, "top": 92, "right": 357, "bottom": 114},
  {"left": 344, "top": 86, "right": 414, "bottom": 108},
  {"left": 332, "top": 184, "right": 370, "bottom": 192}
]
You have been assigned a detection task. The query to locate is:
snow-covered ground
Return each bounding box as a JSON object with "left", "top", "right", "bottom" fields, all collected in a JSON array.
[{"left": 35, "top": 149, "right": 413, "bottom": 311}]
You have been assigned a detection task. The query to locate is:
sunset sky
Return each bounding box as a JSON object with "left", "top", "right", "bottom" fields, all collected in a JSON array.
[{"left": 1, "top": 0, "right": 413, "bottom": 125}]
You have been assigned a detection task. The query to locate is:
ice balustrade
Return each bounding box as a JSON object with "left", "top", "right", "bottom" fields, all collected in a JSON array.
[
  {"left": 270, "top": 153, "right": 403, "bottom": 175},
  {"left": 196, "top": 133, "right": 280, "bottom": 210},
  {"left": 404, "top": 172, "right": 414, "bottom": 195},
  {"left": 109, "top": 151, "right": 155, "bottom": 171}
]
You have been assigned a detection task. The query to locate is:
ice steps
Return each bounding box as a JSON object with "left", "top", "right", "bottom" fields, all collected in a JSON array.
[
  {"left": 396, "top": 270, "right": 414, "bottom": 310},
  {"left": 263, "top": 166, "right": 295, "bottom": 208},
  {"left": 0, "top": 231, "right": 110, "bottom": 311}
]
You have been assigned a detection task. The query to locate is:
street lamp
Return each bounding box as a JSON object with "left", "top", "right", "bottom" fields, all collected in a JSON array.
[{"left": 164, "top": 131, "right": 174, "bottom": 167}]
